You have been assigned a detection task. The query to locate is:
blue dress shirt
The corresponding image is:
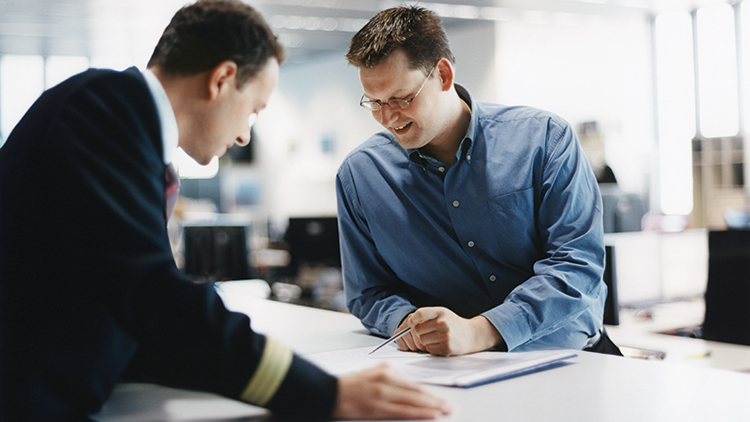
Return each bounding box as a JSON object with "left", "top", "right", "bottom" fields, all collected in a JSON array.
[{"left": 336, "top": 85, "right": 606, "bottom": 352}]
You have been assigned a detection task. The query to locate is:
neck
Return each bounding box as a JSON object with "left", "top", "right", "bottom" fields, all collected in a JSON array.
[
  {"left": 420, "top": 93, "right": 472, "bottom": 164},
  {"left": 148, "top": 66, "right": 209, "bottom": 148}
]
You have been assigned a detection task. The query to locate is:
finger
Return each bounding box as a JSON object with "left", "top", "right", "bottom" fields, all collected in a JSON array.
[
  {"left": 379, "top": 382, "right": 454, "bottom": 417},
  {"left": 425, "top": 342, "right": 451, "bottom": 357},
  {"left": 399, "top": 331, "right": 420, "bottom": 352},
  {"left": 408, "top": 307, "right": 442, "bottom": 325},
  {"left": 371, "top": 395, "right": 452, "bottom": 420},
  {"left": 394, "top": 336, "right": 408, "bottom": 350},
  {"left": 334, "top": 366, "right": 455, "bottom": 420},
  {"left": 397, "top": 315, "right": 413, "bottom": 330},
  {"left": 373, "top": 368, "right": 454, "bottom": 412},
  {"left": 407, "top": 328, "right": 431, "bottom": 352}
]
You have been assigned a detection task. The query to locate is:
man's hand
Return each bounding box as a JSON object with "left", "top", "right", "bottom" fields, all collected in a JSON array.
[
  {"left": 333, "top": 364, "right": 454, "bottom": 420},
  {"left": 395, "top": 307, "right": 504, "bottom": 356}
]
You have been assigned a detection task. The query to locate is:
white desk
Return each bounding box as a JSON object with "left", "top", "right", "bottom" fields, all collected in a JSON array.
[
  {"left": 94, "top": 293, "right": 750, "bottom": 422},
  {"left": 605, "top": 299, "right": 750, "bottom": 372}
]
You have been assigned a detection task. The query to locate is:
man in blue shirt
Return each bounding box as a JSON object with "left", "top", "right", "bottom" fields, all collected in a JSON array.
[{"left": 337, "top": 6, "right": 620, "bottom": 356}]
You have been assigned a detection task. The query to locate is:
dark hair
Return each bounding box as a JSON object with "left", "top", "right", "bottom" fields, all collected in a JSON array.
[
  {"left": 346, "top": 5, "right": 454, "bottom": 75},
  {"left": 148, "top": 0, "right": 285, "bottom": 88}
]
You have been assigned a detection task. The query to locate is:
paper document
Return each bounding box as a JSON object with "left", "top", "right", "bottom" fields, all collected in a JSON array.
[{"left": 306, "top": 345, "right": 576, "bottom": 388}]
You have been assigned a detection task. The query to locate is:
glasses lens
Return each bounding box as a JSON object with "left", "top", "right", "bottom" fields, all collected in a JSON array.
[
  {"left": 361, "top": 100, "right": 381, "bottom": 111},
  {"left": 389, "top": 99, "right": 409, "bottom": 110}
]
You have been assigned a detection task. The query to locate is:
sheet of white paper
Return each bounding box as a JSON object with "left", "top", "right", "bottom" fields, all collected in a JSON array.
[{"left": 306, "top": 346, "right": 576, "bottom": 387}]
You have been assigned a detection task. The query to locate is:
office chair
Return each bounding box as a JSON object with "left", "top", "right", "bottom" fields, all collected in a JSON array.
[
  {"left": 603, "top": 245, "right": 620, "bottom": 326},
  {"left": 702, "top": 229, "right": 750, "bottom": 346}
]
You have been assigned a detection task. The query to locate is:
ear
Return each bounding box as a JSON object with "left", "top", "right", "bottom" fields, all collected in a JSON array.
[
  {"left": 435, "top": 58, "right": 454, "bottom": 92},
  {"left": 207, "top": 60, "right": 239, "bottom": 100}
]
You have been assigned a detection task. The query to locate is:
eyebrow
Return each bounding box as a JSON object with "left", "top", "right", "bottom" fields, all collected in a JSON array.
[{"left": 364, "top": 87, "right": 414, "bottom": 103}]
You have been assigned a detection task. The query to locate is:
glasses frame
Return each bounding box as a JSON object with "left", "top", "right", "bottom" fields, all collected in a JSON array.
[{"left": 359, "top": 66, "right": 435, "bottom": 112}]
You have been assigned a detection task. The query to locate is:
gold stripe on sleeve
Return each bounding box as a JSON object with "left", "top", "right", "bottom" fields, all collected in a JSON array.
[{"left": 240, "top": 337, "right": 293, "bottom": 406}]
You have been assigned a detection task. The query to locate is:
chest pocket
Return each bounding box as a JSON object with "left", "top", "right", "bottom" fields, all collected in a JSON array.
[{"left": 486, "top": 187, "right": 539, "bottom": 268}]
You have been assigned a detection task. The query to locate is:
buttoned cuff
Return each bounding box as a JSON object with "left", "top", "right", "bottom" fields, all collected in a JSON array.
[{"left": 387, "top": 305, "right": 418, "bottom": 336}]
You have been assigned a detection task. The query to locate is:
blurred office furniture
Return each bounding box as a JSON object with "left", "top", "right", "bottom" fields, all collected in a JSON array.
[
  {"left": 578, "top": 121, "right": 617, "bottom": 184},
  {"left": 603, "top": 245, "right": 619, "bottom": 326},
  {"left": 702, "top": 229, "right": 750, "bottom": 346},
  {"left": 692, "top": 136, "right": 745, "bottom": 228},
  {"left": 603, "top": 229, "right": 708, "bottom": 308},
  {"left": 281, "top": 217, "right": 344, "bottom": 310},
  {"left": 283, "top": 217, "right": 341, "bottom": 277},
  {"left": 724, "top": 207, "right": 750, "bottom": 229},
  {"left": 214, "top": 279, "right": 270, "bottom": 300},
  {"left": 183, "top": 224, "right": 252, "bottom": 282},
  {"left": 604, "top": 245, "right": 669, "bottom": 359},
  {"left": 179, "top": 176, "right": 222, "bottom": 212},
  {"left": 599, "top": 184, "right": 644, "bottom": 233}
]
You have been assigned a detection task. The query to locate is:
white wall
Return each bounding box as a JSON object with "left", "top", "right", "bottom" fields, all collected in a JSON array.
[
  {"left": 494, "top": 16, "right": 656, "bottom": 198},
  {"left": 447, "top": 20, "right": 497, "bottom": 102}
]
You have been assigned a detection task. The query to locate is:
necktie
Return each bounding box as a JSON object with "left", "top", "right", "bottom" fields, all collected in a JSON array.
[{"left": 164, "top": 163, "right": 180, "bottom": 223}]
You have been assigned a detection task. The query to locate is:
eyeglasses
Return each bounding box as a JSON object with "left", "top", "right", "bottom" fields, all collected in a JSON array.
[{"left": 359, "top": 67, "right": 435, "bottom": 112}]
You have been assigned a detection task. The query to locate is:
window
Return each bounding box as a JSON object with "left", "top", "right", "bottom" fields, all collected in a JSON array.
[
  {"left": 696, "top": 4, "right": 739, "bottom": 138},
  {"left": 45, "top": 56, "right": 89, "bottom": 89},
  {"left": 654, "top": 12, "right": 696, "bottom": 215},
  {"left": 0, "top": 55, "right": 44, "bottom": 144}
]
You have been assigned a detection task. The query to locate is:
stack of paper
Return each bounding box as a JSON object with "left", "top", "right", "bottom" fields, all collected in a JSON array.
[{"left": 306, "top": 346, "right": 576, "bottom": 388}]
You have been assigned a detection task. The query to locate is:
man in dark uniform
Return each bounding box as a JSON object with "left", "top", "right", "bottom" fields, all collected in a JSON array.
[{"left": 0, "top": 1, "right": 452, "bottom": 420}]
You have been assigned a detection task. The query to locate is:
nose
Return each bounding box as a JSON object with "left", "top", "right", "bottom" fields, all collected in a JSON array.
[
  {"left": 377, "top": 106, "right": 397, "bottom": 127},
  {"left": 235, "top": 130, "right": 251, "bottom": 147}
]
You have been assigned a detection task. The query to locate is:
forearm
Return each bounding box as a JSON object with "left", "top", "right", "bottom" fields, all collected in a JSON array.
[{"left": 482, "top": 275, "right": 605, "bottom": 351}]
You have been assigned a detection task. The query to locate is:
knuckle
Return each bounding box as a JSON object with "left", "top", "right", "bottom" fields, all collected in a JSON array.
[{"left": 371, "top": 382, "right": 387, "bottom": 398}]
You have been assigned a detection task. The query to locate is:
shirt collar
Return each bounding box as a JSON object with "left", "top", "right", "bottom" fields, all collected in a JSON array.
[
  {"left": 141, "top": 68, "right": 179, "bottom": 165},
  {"left": 455, "top": 83, "right": 477, "bottom": 161},
  {"left": 407, "top": 83, "right": 476, "bottom": 168}
]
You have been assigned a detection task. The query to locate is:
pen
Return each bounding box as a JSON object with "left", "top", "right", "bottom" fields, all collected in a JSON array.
[{"left": 369, "top": 327, "right": 412, "bottom": 355}]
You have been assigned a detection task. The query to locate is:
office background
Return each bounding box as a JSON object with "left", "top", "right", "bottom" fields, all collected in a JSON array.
[{"left": 1, "top": 0, "right": 748, "bottom": 310}]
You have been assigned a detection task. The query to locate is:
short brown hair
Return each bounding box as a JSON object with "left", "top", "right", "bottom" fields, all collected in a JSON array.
[
  {"left": 346, "top": 6, "right": 455, "bottom": 75},
  {"left": 148, "top": 0, "right": 285, "bottom": 88}
]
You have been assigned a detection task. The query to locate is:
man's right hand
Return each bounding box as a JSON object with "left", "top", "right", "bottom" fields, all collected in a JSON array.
[{"left": 333, "top": 364, "right": 454, "bottom": 420}]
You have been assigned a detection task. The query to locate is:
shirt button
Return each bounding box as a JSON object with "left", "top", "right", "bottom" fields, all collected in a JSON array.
[
  {"left": 439, "top": 166, "right": 445, "bottom": 172},
  {"left": 467, "top": 241, "right": 475, "bottom": 248},
  {"left": 489, "top": 275, "right": 497, "bottom": 282},
  {"left": 452, "top": 200, "right": 460, "bottom": 207},
  {"left": 467, "top": 155, "right": 471, "bottom": 160}
]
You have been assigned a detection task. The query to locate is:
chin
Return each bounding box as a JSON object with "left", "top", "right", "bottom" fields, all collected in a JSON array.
[{"left": 195, "top": 156, "right": 215, "bottom": 165}]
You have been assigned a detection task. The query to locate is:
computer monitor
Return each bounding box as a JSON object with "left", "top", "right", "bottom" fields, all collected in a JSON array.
[
  {"left": 603, "top": 245, "right": 620, "bottom": 326},
  {"left": 283, "top": 217, "right": 341, "bottom": 277},
  {"left": 702, "top": 229, "right": 750, "bottom": 345},
  {"left": 183, "top": 225, "right": 251, "bottom": 282}
]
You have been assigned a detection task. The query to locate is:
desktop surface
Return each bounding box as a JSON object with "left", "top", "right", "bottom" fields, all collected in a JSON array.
[{"left": 93, "top": 293, "right": 750, "bottom": 422}]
